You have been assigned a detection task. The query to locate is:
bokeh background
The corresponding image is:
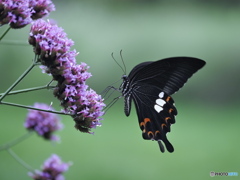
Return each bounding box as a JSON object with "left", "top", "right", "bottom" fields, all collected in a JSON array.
[{"left": 0, "top": 0, "right": 240, "bottom": 179}]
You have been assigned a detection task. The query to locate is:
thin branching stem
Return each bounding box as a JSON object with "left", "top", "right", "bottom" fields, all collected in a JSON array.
[
  {"left": 0, "top": 26, "right": 11, "bottom": 42},
  {"left": 46, "top": 79, "right": 54, "bottom": 87},
  {"left": 0, "top": 101, "right": 71, "bottom": 116},
  {"left": 0, "top": 131, "right": 33, "bottom": 151},
  {"left": 0, "top": 40, "right": 28, "bottom": 46},
  {"left": 0, "top": 63, "right": 36, "bottom": 102},
  {"left": 7, "top": 148, "right": 35, "bottom": 171},
  {"left": 0, "top": 85, "right": 56, "bottom": 97}
]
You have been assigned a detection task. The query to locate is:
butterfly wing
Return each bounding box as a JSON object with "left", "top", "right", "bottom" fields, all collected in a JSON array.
[
  {"left": 124, "top": 57, "right": 205, "bottom": 152},
  {"left": 131, "top": 83, "right": 177, "bottom": 152},
  {"left": 128, "top": 57, "right": 206, "bottom": 95}
]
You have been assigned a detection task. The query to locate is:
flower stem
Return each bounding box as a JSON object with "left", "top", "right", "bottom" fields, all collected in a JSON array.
[
  {"left": 0, "top": 131, "right": 33, "bottom": 151},
  {"left": 0, "top": 85, "right": 56, "bottom": 97},
  {"left": 0, "top": 101, "right": 71, "bottom": 116},
  {"left": 0, "top": 63, "right": 36, "bottom": 102},
  {"left": 7, "top": 148, "right": 35, "bottom": 171},
  {"left": 0, "top": 26, "right": 11, "bottom": 42},
  {"left": 0, "top": 40, "right": 28, "bottom": 46}
]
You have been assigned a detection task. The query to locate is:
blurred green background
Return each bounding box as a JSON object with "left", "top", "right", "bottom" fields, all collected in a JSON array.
[{"left": 0, "top": 0, "right": 240, "bottom": 179}]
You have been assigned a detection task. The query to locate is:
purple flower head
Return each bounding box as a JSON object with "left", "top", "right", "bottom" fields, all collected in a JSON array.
[
  {"left": 72, "top": 89, "right": 105, "bottom": 133},
  {"left": 29, "top": 19, "right": 105, "bottom": 133},
  {"left": 24, "top": 103, "right": 63, "bottom": 141},
  {"left": 29, "top": 19, "right": 74, "bottom": 62},
  {"left": 0, "top": 0, "right": 32, "bottom": 28},
  {"left": 29, "top": 0, "right": 55, "bottom": 20},
  {"left": 0, "top": 0, "right": 55, "bottom": 28},
  {"left": 28, "top": 154, "right": 72, "bottom": 180}
]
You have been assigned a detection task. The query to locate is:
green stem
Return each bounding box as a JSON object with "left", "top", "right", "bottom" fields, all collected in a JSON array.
[
  {"left": 0, "top": 26, "right": 11, "bottom": 42},
  {"left": 47, "top": 79, "right": 54, "bottom": 87},
  {"left": 7, "top": 148, "right": 35, "bottom": 171},
  {"left": 0, "top": 63, "right": 36, "bottom": 102},
  {"left": 0, "top": 40, "right": 28, "bottom": 46},
  {"left": 0, "top": 101, "right": 70, "bottom": 116},
  {"left": 0, "top": 131, "right": 33, "bottom": 151},
  {"left": 0, "top": 85, "right": 56, "bottom": 97}
]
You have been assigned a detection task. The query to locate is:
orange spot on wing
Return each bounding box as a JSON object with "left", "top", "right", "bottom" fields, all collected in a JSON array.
[
  {"left": 140, "top": 122, "right": 145, "bottom": 127},
  {"left": 155, "top": 130, "right": 160, "bottom": 135},
  {"left": 165, "top": 117, "right": 171, "bottom": 123},
  {"left": 140, "top": 118, "right": 151, "bottom": 128},
  {"left": 144, "top": 118, "right": 151, "bottom": 123},
  {"left": 169, "top": 108, "right": 174, "bottom": 113},
  {"left": 166, "top": 96, "right": 171, "bottom": 102},
  {"left": 161, "top": 123, "right": 167, "bottom": 129},
  {"left": 140, "top": 118, "right": 151, "bottom": 132},
  {"left": 147, "top": 131, "right": 154, "bottom": 138}
]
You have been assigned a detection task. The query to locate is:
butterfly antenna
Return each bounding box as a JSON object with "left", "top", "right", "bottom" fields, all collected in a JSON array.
[
  {"left": 120, "top": 49, "right": 127, "bottom": 74},
  {"left": 111, "top": 52, "right": 125, "bottom": 74}
]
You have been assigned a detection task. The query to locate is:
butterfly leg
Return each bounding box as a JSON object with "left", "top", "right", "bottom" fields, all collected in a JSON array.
[
  {"left": 103, "top": 95, "right": 122, "bottom": 113},
  {"left": 101, "top": 86, "right": 119, "bottom": 98}
]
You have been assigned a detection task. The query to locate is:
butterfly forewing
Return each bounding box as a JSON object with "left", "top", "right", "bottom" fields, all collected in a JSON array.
[
  {"left": 128, "top": 57, "right": 206, "bottom": 95},
  {"left": 122, "top": 57, "right": 206, "bottom": 152}
]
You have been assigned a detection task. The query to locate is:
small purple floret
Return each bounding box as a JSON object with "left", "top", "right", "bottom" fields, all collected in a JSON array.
[
  {"left": 29, "top": 0, "right": 55, "bottom": 20},
  {"left": 24, "top": 103, "right": 63, "bottom": 141},
  {"left": 28, "top": 154, "right": 72, "bottom": 180},
  {"left": 0, "top": 0, "right": 32, "bottom": 28},
  {"left": 0, "top": 0, "right": 55, "bottom": 28}
]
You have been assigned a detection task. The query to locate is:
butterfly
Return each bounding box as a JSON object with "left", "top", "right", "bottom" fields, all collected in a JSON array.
[{"left": 119, "top": 57, "right": 206, "bottom": 152}]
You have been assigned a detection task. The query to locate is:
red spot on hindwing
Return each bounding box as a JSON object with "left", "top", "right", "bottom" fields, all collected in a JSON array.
[
  {"left": 147, "top": 131, "right": 154, "bottom": 138},
  {"left": 165, "top": 117, "right": 171, "bottom": 123},
  {"left": 144, "top": 118, "right": 151, "bottom": 123},
  {"left": 166, "top": 96, "right": 171, "bottom": 102},
  {"left": 140, "top": 118, "right": 151, "bottom": 131},
  {"left": 161, "top": 123, "right": 167, "bottom": 129}
]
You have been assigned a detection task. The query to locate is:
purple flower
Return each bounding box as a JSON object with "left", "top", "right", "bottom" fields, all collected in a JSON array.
[
  {"left": 29, "top": 19, "right": 105, "bottom": 133},
  {"left": 29, "top": 154, "right": 72, "bottom": 180},
  {"left": 0, "top": 0, "right": 32, "bottom": 28},
  {"left": 72, "top": 89, "right": 105, "bottom": 133},
  {"left": 29, "top": 19, "right": 74, "bottom": 61},
  {"left": 0, "top": 0, "right": 55, "bottom": 28},
  {"left": 24, "top": 103, "right": 63, "bottom": 141},
  {"left": 29, "top": 0, "right": 55, "bottom": 20}
]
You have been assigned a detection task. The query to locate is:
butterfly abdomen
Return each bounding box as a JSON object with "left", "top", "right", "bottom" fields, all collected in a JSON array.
[{"left": 120, "top": 76, "right": 133, "bottom": 117}]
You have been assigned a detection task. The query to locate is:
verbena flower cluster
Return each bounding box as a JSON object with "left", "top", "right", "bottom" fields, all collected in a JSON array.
[
  {"left": 0, "top": 0, "right": 55, "bottom": 28},
  {"left": 29, "top": 154, "right": 72, "bottom": 180},
  {"left": 24, "top": 103, "right": 63, "bottom": 141},
  {"left": 28, "top": 19, "right": 105, "bottom": 133}
]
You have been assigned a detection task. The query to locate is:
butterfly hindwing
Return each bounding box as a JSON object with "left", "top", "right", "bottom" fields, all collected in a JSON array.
[{"left": 130, "top": 84, "right": 177, "bottom": 152}]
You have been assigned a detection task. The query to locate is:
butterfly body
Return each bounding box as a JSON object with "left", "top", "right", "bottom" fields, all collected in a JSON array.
[{"left": 120, "top": 57, "right": 205, "bottom": 152}]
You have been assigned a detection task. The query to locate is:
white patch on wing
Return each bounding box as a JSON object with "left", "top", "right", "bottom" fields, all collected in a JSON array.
[
  {"left": 154, "top": 92, "right": 166, "bottom": 113},
  {"left": 159, "top": 92, "right": 164, "bottom": 98},
  {"left": 156, "top": 99, "right": 165, "bottom": 107},
  {"left": 154, "top": 104, "right": 163, "bottom": 113}
]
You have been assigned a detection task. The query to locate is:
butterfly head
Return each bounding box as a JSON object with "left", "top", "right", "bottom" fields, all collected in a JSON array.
[{"left": 121, "top": 74, "right": 128, "bottom": 81}]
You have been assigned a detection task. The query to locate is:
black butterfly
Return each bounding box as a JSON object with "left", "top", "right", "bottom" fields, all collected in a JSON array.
[{"left": 120, "top": 57, "right": 206, "bottom": 153}]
